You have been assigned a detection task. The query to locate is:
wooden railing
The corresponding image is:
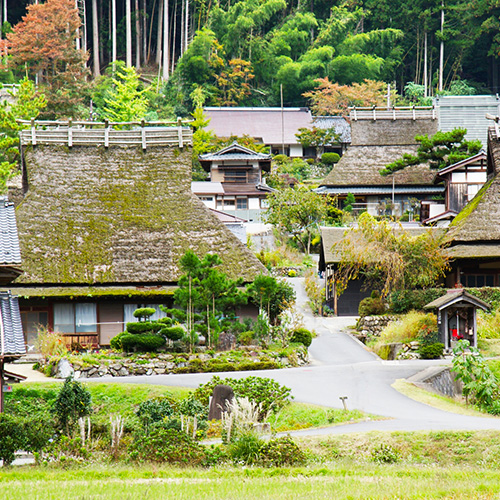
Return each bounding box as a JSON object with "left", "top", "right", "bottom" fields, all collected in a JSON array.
[
  {"left": 18, "top": 118, "right": 193, "bottom": 149},
  {"left": 349, "top": 106, "right": 436, "bottom": 121}
]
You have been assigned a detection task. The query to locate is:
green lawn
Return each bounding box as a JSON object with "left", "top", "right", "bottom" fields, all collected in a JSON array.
[{"left": 1, "top": 464, "right": 499, "bottom": 499}]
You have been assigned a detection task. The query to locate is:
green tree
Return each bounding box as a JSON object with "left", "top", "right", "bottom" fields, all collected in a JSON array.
[
  {"left": 52, "top": 377, "right": 92, "bottom": 436},
  {"left": 0, "top": 77, "right": 46, "bottom": 193},
  {"left": 101, "top": 65, "right": 148, "bottom": 123},
  {"left": 295, "top": 126, "right": 339, "bottom": 160},
  {"left": 335, "top": 213, "right": 450, "bottom": 298},
  {"left": 380, "top": 128, "right": 482, "bottom": 176},
  {"left": 264, "top": 187, "right": 327, "bottom": 254}
]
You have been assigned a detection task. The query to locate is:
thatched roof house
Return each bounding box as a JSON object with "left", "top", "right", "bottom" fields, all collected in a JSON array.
[
  {"left": 316, "top": 110, "right": 443, "bottom": 217},
  {"left": 7, "top": 139, "right": 265, "bottom": 347},
  {"left": 441, "top": 128, "right": 500, "bottom": 287}
]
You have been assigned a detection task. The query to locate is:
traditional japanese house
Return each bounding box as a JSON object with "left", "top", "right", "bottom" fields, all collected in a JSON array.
[
  {"left": 316, "top": 107, "right": 443, "bottom": 217},
  {"left": 3, "top": 121, "right": 265, "bottom": 349},
  {"left": 193, "top": 142, "right": 274, "bottom": 223}
]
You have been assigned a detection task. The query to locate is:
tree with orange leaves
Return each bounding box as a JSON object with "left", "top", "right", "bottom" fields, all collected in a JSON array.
[
  {"left": 303, "top": 78, "right": 394, "bottom": 117},
  {"left": 8, "top": 0, "right": 89, "bottom": 118}
]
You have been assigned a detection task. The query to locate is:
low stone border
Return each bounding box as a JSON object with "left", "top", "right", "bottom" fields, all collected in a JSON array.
[
  {"left": 357, "top": 315, "right": 398, "bottom": 338},
  {"left": 41, "top": 347, "right": 309, "bottom": 379}
]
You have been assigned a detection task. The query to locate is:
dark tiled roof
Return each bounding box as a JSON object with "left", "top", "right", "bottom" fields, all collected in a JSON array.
[
  {"left": 0, "top": 196, "right": 21, "bottom": 265},
  {"left": 0, "top": 291, "right": 25, "bottom": 356},
  {"left": 199, "top": 142, "right": 271, "bottom": 161}
]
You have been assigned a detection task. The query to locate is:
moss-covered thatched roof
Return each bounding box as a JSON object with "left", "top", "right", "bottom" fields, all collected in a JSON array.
[
  {"left": 320, "top": 145, "right": 436, "bottom": 187},
  {"left": 16, "top": 145, "right": 265, "bottom": 284}
]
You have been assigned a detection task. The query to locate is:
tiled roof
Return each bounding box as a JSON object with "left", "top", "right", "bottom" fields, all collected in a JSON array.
[
  {"left": 204, "top": 107, "right": 313, "bottom": 144},
  {"left": 0, "top": 291, "right": 25, "bottom": 357},
  {"left": 0, "top": 196, "right": 21, "bottom": 265},
  {"left": 199, "top": 142, "right": 271, "bottom": 161}
]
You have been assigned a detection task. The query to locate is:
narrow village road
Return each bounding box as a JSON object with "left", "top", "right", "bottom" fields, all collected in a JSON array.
[{"left": 89, "top": 278, "right": 500, "bottom": 434}]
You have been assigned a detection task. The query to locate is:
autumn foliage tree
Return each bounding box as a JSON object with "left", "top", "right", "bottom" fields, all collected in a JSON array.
[
  {"left": 303, "top": 78, "right": 391, "bottom": 116},
  {"left": 335, "top": 213, "right": 449, "bottom": 298},
  {"left": 7, "top": 0, "right": 89, "bottom": 117}
]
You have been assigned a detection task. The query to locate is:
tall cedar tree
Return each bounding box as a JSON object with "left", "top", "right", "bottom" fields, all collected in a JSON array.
[{"left": 7, "top": 0, "right": 89, "bottom": 118}]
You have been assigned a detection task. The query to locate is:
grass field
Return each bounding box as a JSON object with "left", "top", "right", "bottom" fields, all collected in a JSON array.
[{"left": 1, "top": 462, "right": 500, "bottom": 499}]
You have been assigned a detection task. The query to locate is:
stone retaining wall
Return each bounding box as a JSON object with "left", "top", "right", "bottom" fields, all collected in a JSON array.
[
  {"left": 46, "top": 348, "right": 309, "bottom": 379},
  {"left": 357, "top": 315, "right": 398, "bottom": 338}
]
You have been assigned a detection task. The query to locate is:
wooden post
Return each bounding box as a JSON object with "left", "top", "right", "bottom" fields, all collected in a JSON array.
[
  {"left": 177, "top": 117, "right": 183, "bottom": 147},
  {"left": 31, "top": 118, "right": 36, "bottom": 146},
  {"left": 412, "top": 105, "right": 416, "bottom": 121},
  {"left": 141, "top": 119, "right": 146, "bottom": 150},
  {"left": 68, "top": 118, "right": 73, "bottom": 147},
  {"left": 392, "top": 106, "right": 396, "bottom": 121},
  {"left": 104, "top": 119, "right": 109, "bottom": 148},
  {"left": 372, "top": 105, "right": 376, "bottom": 121}
]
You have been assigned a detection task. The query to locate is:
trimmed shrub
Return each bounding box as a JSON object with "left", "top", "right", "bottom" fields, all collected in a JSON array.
[
  {"left": 129, "top": 428, "right": 205, "bottom": 465},
  {"left": 157, "top": 316, "right": 173, "bottom": 327},
  {"left": 0, "top": 414, "right": 27, "bottom": 466},
  {"left": 110, "top": 331, "right": 127, "bottom": 350},
  {"left": 258, "top": 435, "right": 306, "bottom": 467},
  {"left": 120, "top": 333, "right": 165, "bottom": 352},
  {"left": 321, "top": 152, "right": 340, "bottom": 165},
  {"left": 161, "top": 326, "right": 185, "bottom": 341},
  {"left": 126, "top": 321, "right": 162, "bottom": 334},
  {"left": 290, "top": 328, "right": 313, "bottom": 348},
  {"left": 133, "top": 308, "right": 157, "bottom": 320},
  {"left": 419, "top": 342, "right": 444, "bottom": 359},
  {"left": 358, "top": 296, "right": 386, "bottom": 317}
]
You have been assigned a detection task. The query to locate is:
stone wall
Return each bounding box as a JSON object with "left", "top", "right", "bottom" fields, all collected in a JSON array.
[
  {"left": 47, "top": 348, "right": 309, "bottom": 379},
  {"left": 357, "top": 315, "right": 398, "bottom": 338},
  {"left": 407, "top": 366, "right": 463, "bottom": 398}
]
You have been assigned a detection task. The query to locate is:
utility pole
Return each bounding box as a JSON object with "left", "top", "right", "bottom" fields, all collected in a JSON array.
[
  {"left": 280, "top": 84, "right": 285, "bottom": 155},
  {"left": 439, "top": 1, "right": 444, "bottom": 92}
]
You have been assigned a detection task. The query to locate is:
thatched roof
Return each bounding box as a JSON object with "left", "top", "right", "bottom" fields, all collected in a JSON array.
[
  {"left": 15, "top": 145, "right": 265, "bottom": 284},
  {"left": 320, "top": 145, "right": 437, "bottom": 187}
]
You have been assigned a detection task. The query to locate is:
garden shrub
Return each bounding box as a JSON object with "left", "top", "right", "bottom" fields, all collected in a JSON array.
[
  {"left": 0, "top": 414, "right": 27, "bottom": 466},
  {"left": 194, "top": 376, "right": 292, "bottom": 420},
  {"left": 419, "top": 342, "right": 444, "bottom": 359},
  {"left": 321, "top": 152, "right": 340, "bottom": 165},
  {"left": 290, "top": 328, "right": 312, "bottom": 347},
  {"left": 133, "top": 308, "right": 157, "bottom": 320},
  {"left": 126, "top": 321, "right": 162, "bottom": 334},
  {"left": 52, "top": 377, "right": 92, "bottom": 436},
  {"left": 228, "top": 430, "right": 264, "bottom": 465},
  {"left": 110, "top": 331, "right": 127, "bottom": 350},
  {"left": 358, "top": 295, "right": 386, "bottom": 317},
  {"left": 136, "top": 399, "right": 175, "bottom": 430},
  {"left": 157, "top": 316, "right": 173, "bottom": 327},
  {"left": 130, "top": 428, "right": 205, "bottom": 465},
  {"left": 258, "top": 435, "right": 306, "bottom": 466},
  {"left": 161, "top": 326, "right": 185, "bottom": 341},
  {"left": 120, "top": 333, "right": 165, "bottom": 352},
  {"left": 237, "top": 330, "right": 254, "bottom": 346},
  {"left": 388, "top": 289, "right": 444, "bottom": 313},
  {"left": 478, "top": 308, "right": 500, "bottom": 339}
]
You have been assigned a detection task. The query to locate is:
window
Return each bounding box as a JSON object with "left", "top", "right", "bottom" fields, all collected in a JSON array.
[
  {"left": 21, "top": 308, "right": 48, "bottom": 346},
  {"left": 53, "top": 303, "right": 97, "bottom": 333},
  {"left": 124, "top": 304, "right": 167, "bottom": 323},
  {"left": 224, "top": 170, "right": 247, "bottom": 183},
  {"left": 460, "top": 274, "right": 495, "bottom": 287},
  {"left": 236, "top": 197, "right": 248, "bottom": 209},
  {"left": 199, "top": 196, "right": 213, "bottom": 201}
]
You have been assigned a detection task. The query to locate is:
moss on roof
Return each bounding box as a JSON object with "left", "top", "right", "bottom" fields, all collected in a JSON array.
[{"left": 16, "top": 145, "right": 265, "bottom": 284}]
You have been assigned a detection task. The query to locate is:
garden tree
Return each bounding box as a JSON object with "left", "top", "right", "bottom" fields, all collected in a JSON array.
[
  {"left": 174, "top": 250, "right": 247, "bottom": 348},
  {"left": 52, "top": 377, "right": 92, "bottom": 436},
  {"left": 7, "top": 0, "right": 89, "bottom": 118},
  {"left": 0, "top": 77, "right": 46, "bottom": 193},
  {"left": 303, "top": 78, "right": 391, "bottom": 116},
  {"left": 343, "top": 192, "right": 356, "bottom": 212},
  {"left": 101, "top": 65, "right": 149, "bottom": 122},
  {"left": 247, "top": 273, "right": 296, "bottom": 326},
  {"left": 380, "top": 128, "right": 482, "bottom": 176},
  {"left": 335, "top": 212, "right": 450, "bottom": 298},
  {"left": 272, "top": 155, "right": 311, "bottom": 182},
  {"left": 295, "top": 126, "right": 339, "bottom": 160},
  {"left": 264, "top": 187, "right": 327, "bottom": 254}
]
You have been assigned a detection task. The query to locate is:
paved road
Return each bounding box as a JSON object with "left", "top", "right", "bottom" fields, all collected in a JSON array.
[{"left": 87, "top": 278, "right": 500, "bottom": 434}]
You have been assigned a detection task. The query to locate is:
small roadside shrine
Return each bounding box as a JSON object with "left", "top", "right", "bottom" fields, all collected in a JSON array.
[{"left": 424, "top": 289, "right": 490, "bottom": 351}]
